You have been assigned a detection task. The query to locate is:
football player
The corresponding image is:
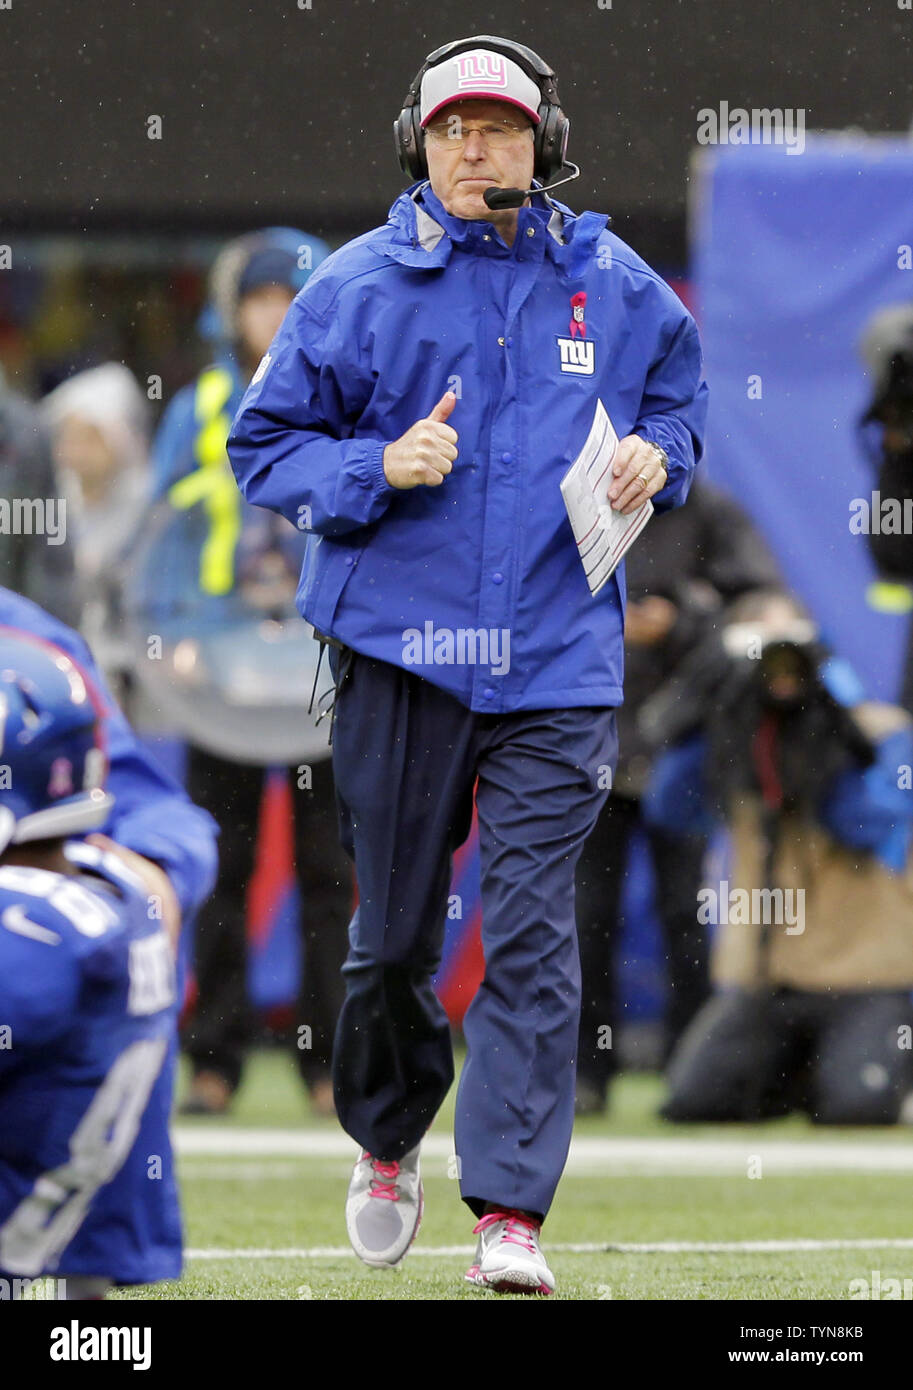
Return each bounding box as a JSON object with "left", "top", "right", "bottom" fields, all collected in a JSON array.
[{"left": 0, "top": 618, "right": 213, "bottom": 1298}]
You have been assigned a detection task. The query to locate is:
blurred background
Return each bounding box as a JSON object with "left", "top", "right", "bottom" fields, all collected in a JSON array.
[
  {"left": 2, "top": 0, "right": 912, "bottom": 1113},
  {"left": 1, "top": 0, "right": 907, "bottom": 390}
]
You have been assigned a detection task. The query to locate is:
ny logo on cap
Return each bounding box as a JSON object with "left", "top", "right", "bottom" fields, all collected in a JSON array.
[{"left": 455, "top": 53, "right": 508, "bottom": 89}]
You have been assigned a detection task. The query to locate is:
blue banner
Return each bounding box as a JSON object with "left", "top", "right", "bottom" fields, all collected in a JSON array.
[{"left": 693, "top": 137, "right": 913, "bottom": 700}]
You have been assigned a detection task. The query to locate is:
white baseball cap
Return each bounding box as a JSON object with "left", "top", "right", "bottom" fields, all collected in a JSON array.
[{"left": 419, "top": 48, "right": 542, "bottom": 127}]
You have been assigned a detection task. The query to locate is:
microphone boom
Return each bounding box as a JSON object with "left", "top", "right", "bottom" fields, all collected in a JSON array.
[{"left": 483, "top": 162, "right": 581, "bottom": 211}]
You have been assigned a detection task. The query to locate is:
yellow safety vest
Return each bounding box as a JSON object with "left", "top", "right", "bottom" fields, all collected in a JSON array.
[
  {"left": 166, "top": 366, "right": 241, "bottom": 596},
  {"left": 867, "top": 580, "right": 913, "bottom": 616}
]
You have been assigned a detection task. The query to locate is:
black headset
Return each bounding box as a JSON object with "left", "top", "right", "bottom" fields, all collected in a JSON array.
[{"left": 394, "top": 35, "right": 570, "bottom": 185}]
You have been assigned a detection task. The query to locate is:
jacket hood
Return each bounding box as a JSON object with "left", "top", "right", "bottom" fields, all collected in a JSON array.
[{"left": 370, "top": 180, "right": 609, "bottom": 282}]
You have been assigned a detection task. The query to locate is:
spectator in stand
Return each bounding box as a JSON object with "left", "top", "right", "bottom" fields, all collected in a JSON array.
[
  {"left": 858, "top": 301, "right": 913, "bottom": 715},
  {"left": 0, "top": 365, "right": 79, "bottom": 625},
  {"left": 41, "top": 362, "right": 150, "bottom": 705}
]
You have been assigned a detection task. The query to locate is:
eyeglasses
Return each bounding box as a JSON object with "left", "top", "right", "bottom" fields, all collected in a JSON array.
[{"left": 424, "top": 120, "right": 533, "bottom": 149}]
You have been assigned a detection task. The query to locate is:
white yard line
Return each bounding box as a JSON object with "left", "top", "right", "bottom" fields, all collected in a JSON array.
[
  {"left": 186, "top": 1238, "right": 913, "bottom": 1261},
  {"left": 173, "top": 1128, "right": 913, "bottom": 1173}
]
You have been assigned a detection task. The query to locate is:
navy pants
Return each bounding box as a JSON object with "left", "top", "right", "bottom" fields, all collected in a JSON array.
[{"left": 328, "top": 647, "right": 617, "bottom": 1221}]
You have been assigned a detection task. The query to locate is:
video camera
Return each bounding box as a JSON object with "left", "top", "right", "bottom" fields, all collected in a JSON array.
[{"left": 639, "top": 603, "right": 875, "bottom": 816}]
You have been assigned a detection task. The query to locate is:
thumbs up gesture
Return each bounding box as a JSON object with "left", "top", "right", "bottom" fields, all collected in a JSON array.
[{"left": 382, "top": 391, "right": 458, "bottom": 489}]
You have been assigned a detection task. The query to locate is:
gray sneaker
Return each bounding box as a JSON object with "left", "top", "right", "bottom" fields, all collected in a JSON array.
[
  {"left": 465, "top": 1210, "right": 556, "bottom": 1295},
  {"left": 345, "top": 1144, "right": 423, "bottom": 1267}
]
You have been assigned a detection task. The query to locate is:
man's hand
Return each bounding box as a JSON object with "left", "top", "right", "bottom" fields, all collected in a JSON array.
[
  {"left": 383, "top": 391, "right": 458, "bottom": 489},
  {"left": 607, "top": 436, "right": 668, "bottom": 515},
  {"left": 85, "top": 833, "right": 182, "bottom": 953}
]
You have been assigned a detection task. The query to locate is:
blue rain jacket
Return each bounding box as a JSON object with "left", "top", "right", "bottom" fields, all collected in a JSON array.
[{"left": 228, "top": 181, "right": 708, "bottom": 712}]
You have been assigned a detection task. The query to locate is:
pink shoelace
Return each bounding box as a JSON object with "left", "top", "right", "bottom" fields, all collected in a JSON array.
[
  {"left": 364, "top": 1153, "right": 400, "bottom": 1201},
  {"left": 473, "top": 1209, "right": 541, "bottom": 1253}
]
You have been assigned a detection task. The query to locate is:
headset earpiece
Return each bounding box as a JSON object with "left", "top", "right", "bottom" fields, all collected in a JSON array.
[
  {"left": 394, "top": 99, "right": 427, "bottom": 181},
  {"left": 534, "top": 99, "right": 569, "bottom": 184}
]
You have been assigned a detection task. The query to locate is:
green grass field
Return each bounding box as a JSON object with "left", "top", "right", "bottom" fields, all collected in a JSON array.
[{"left": 109, "top": 1049, "right": 913, "bottom": 1301}]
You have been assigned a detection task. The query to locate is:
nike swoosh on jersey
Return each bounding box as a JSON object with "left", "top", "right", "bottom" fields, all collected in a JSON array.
[{"left": 1, "top": 904, "right": 62, "bottom": 945}]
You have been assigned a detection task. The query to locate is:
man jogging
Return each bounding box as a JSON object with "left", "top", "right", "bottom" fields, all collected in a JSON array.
[{"left": 228, "top": 34, "right": 707, "bottom": 1295}]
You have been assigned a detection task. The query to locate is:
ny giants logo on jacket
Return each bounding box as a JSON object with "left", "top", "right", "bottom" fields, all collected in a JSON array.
[{"left": 556, "top": 292, "right": 595, "bottom": 375}]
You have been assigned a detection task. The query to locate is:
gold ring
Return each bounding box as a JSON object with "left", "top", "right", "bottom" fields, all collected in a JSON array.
[{"left": 637, "top": 473, "right": 650, "bottom": 489}]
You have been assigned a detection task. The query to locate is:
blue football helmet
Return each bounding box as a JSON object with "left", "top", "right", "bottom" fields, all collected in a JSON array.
[{"left": 0, "top": 629, "right": 113, "bottom": 853}]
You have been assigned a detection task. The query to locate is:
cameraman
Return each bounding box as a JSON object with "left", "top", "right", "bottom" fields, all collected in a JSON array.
[{"left": 642, "top": 595, "right": 913, "bottom": 1125}]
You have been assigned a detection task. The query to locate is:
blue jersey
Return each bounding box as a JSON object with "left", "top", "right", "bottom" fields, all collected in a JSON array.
[{"left": 0, "top": 841, "right": 179, "bottom": 1284}]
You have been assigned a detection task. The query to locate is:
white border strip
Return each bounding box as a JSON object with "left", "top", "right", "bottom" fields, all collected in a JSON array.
[
  {"left": 174, "top": 1129, "right": 913, "bottom": 1173},
  {"left": 186, "top": 1238, "right": 913, "bottom": 1260}
]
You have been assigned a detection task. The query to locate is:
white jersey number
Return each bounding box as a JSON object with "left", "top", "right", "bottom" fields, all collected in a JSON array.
[
  {"left": 0, "top": 865, "right": 119, "bottom": 938},
  {"left": 0, "top": 1036, "right": 167, "bottom": 1276}
]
